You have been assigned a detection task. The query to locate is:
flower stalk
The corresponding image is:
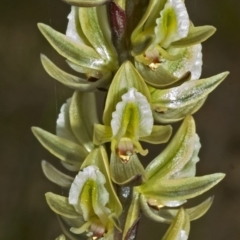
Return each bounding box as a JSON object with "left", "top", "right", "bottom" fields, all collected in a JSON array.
[{"left": 33, "top": 0, "right": 228, "bottom": 239}]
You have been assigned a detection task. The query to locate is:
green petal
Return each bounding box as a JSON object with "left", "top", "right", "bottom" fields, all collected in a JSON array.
[
  {"left": 135, "top": 61, "right": 191, "bottom": 89},
  {"left": 110, "top": 152, "right": 146, "bottom": 186},
  {"left": 32, "top": 127, "right": 88, "bottom": 166},
  {"left": 153, "top": 97, "right": 206, "bottom": 124},
  {"left": 140, "top": 195, "right": 214, "bottom": 223},
  {"left": 61, "top": 162, "right": 81, "bottom": 172},
  {"left": 93, "top": 124, "right": 112, "bottom": 145},
  {"left": 41, "top": 55, "right": 112, "bottom": 91},
  {"left": 70, "top": 221, "right": 92, "bottom": 235},
  {"left": 145, "top": 116, "right": 196, "bottom": 180},
  {"left": 152, "top": 72, "right": 229, "bottom": 107},
  {"left": 122, "top": 192, "right": 141, "bottom": 240},
  {"left": 159, "top": 196, "right": 214, "bottom": 222},
  {"left": 79, "top": 7, "right": 117, "bottom": 68},
  {"left": 171, "top": 25, "right": 216, "bottom": 48},
  {"left": 81, "top": 147, "right": 122, "bottom": 216},
  {"left": 69, "top": 91, "right": 98, "bottom": 152},
  {"left": 103, "top": 61, "right": 150, "bottom": 125},
  {"left": 151, "top": 72, "right": 229, "bottom": 123},
  {"left": 63, "top": 0, "right": 108, "bottom": 7},
  {"left": 186, "top": 196, "right": 214, "bottom": 220},
  {"left": 140, "top": 125, "right": 172, "bottom": 144},
  {"left": 45, "top": 192, "right": 81, "bottom": 218},
  {"left": 41, "top": 160, "right": 74, "bottom": 188},
  {"left": 131, "top": 0, "right": 166, "bottom": 42},
  {"left": 140, "top": 173, "right": 225, "bottom": 202},
  {"left": 66, "top": 59, "right": 104, "bottom": 78},
  {"left": 38, "top": 23, "right": 108, "bottom": 71},
  {"left": 162, "top": 208, "right": 190, "bottom": 240}
]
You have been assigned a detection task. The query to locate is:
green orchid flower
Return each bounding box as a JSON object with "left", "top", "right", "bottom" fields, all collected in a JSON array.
[
  {"left": 133, "top": 116, "right": 225, "bottom": 223},
  {"left": 131, "top": 0, "right": 190, "bottom": 62},
  {"left": 38, "top": 5, "right": 118, "bottom": 92},
  {"left": 32, "top": 91, "right": 98, "bottom": 179},
  {"left": 93, "top": 61, "right": 172, "bottom": 185},
  {"left": 94, "top": 87, "right": 172, "bottom": 185},
  {"left": 131, "top": 0, "right": 217, "bottom": 91},
  {"left": 94, "top": 62, "right": 172, "bottom": 158},
  {"left": 33, "top": 0, "right": 228, "bottom": 238},
  {"left": 45, "top": 146, "right": 122, "bottom": 240}
]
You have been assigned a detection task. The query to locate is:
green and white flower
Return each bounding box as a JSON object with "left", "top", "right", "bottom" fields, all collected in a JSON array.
[
  {"left": 38, "top": 4, "right": 118, "bottom": 92},
  {"left": 94, "top": 62, "right": 172, "bottom": 160},
  {"left": 32, "top": 91, "right": 98, "bottom": 186},
  {"left": 45, "top": 147, "right": 122, "bottom": 239},
  {"left": 135, "top": 116, "right": 225, "bottom": 223},
  {"left": 68, "top": 165, "right": 111, "bottom": 236},
  {"left": 110, "top": 87, "right": 153, "bottom": 158}
]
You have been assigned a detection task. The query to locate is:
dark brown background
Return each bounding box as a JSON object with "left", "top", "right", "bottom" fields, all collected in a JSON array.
[{"left": 0, "top": 0, "right": 240, "bottom": 239}]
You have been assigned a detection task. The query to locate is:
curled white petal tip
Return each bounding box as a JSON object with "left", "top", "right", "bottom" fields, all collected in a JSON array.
[
  {"left": 56, "top": 98, "right": 71, "bottom": 136},
  {"left": 178, "top": 230, "right": 188, "bottom": 240},
  {"left": 56, "top": 98, "right": 78, "bottom": 144},
  {"left": 170, "top": 0, "right": 190, "bottom": 40},
  {"left": 66, "top": 7, "right": 83, "bottom": 43},
  {"left": 190, "top": 44, "right": 203, "bottom": 80},
  {"left": 111, "top": 88, "right": 153, "bottom": 138}
]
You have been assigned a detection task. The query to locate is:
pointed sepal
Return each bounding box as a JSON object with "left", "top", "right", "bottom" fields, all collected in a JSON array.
[
  {"left": 45, "top": 192, "right": 81, "bottom": 219},
  {"left": 172, "top": 25, "right": 216, "bottom": 48},
  {"left": 38, "top": 23, "right": 107, "bottom": 71},
  {"left": 145, "top": 116, "right": 196, "bottom": 181},
  {"left": 41, "top": 54, "right": 112, "bottom": 91},
  {"left": 162, "top": 208, "right": 190, "bottom": 240},
  {"left": 32, "top": 127, "right": 88, "bottom": 166},
  {"left": 151, "top": 72, "right": 229, "bottom": 123},
  {"left": 140, "top": 173, "right": 225, "bottom": 202},
  {"left": 41, "top": 160, "right": 74, "bottom": 188}
]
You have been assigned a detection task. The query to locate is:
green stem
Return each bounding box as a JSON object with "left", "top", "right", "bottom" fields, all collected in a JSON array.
[{"left": 114, "top": 187, "right": 139, "bottom": 240}]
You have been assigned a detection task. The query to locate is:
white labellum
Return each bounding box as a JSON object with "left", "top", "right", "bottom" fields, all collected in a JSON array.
[
  {"left": 69, "top": 165, "right": 110, "bottom": 220},
  {"left": 111, "top": 88, "right": 153, "bottom": 138},
  {"left": 155, "top": 0, "right": 190, "bottom": 48}
]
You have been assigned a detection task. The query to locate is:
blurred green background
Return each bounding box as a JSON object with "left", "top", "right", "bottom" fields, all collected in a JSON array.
[{"left": 0, "top": 0, "right": 240, "bottom": 239}]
